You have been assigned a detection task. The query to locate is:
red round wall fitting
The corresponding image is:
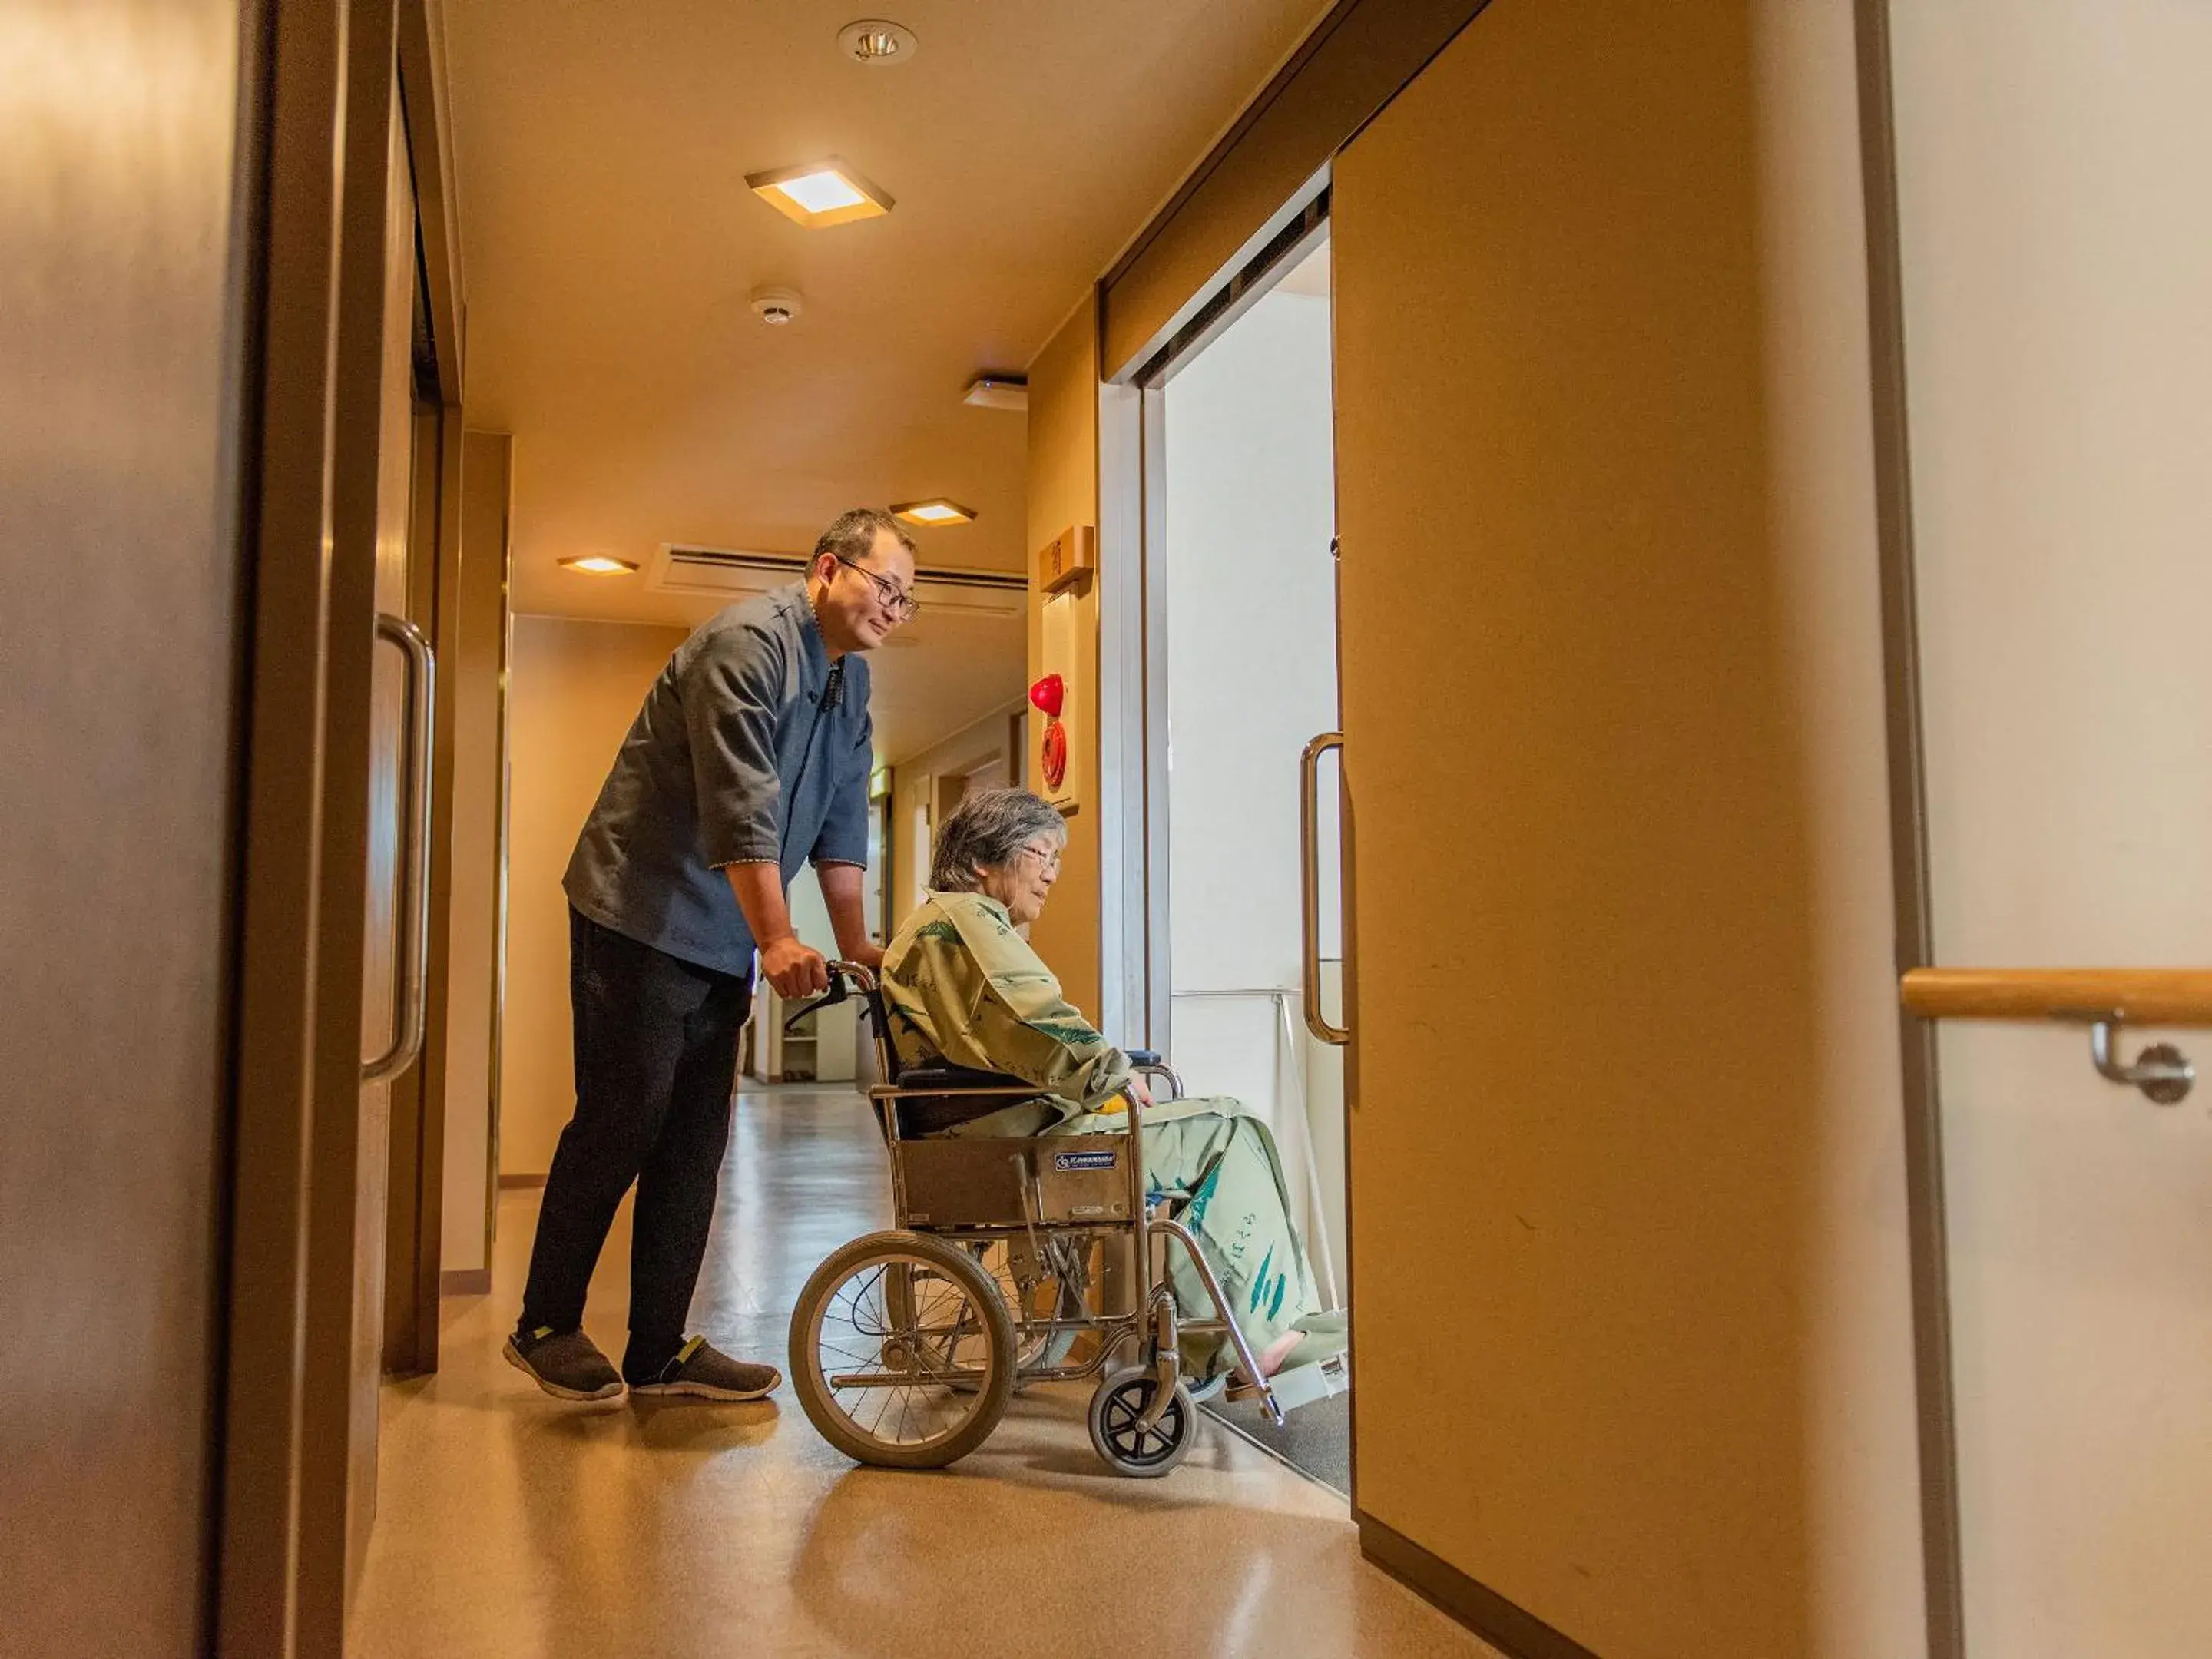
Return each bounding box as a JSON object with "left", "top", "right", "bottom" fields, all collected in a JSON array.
[
  {"left": 1041, "top": 719, "right": 1068, "bottom": 790},
  {"left": 1028, "top": 674, "right": 1065, "bottom": 720}
]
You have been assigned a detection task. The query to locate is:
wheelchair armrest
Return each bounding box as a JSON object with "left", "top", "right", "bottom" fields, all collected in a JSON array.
[{"left": 894, "top": 1061, "right": 1037, "bottom": 1093}]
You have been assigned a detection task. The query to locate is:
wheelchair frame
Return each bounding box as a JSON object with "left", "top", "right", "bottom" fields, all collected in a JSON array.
[{"left": 786, "top": 961, "right": 1286, "bottom": 1474}]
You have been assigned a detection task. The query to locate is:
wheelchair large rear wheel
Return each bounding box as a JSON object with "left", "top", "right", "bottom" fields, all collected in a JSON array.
[{"left": 790, "top": 1231, "right": 1015, "bottom": 1470}]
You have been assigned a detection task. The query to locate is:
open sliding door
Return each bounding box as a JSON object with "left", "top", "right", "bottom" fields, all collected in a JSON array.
[{"left": 1330, "top": 2, "right": 1925, "bottom": 1655}]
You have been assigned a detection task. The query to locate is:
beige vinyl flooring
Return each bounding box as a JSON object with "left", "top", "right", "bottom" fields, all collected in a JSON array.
[{"left": 351, "top": 1084, "right": 1501, "bottom": 1657}]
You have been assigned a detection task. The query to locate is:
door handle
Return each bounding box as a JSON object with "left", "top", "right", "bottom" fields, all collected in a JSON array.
[
  {"left": 363, "top": 612, "right": 436, "bottom": 1084},
  {"left": 1300, "top": 731, "right": 1349, "bottom": 1046}
]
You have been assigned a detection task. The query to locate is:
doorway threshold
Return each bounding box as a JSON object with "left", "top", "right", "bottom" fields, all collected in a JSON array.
[{"left": 1204, "top": 1388, "right": 1351, "bottom": 1497}]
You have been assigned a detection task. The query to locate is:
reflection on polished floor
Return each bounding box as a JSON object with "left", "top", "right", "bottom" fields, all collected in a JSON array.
[{"left": 353, "top": 1085, "right": 1498, "bottom": 1657}]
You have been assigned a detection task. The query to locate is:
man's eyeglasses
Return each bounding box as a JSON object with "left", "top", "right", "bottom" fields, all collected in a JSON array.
[{"left": 836, "top": 555, "right": 921, "bottom": 622}]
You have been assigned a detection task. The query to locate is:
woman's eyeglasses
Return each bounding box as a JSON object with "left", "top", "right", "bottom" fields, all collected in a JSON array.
[
  {"left": 836, "top": 555, "right": 921, "bottom": 621},
  {"left": 1015, "top": 843, "right": 1062, "bottom": 877}
]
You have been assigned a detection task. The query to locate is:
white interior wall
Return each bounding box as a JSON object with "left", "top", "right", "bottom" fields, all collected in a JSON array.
[
  {"left": 1163, "top": 276, "right": 1341, "bottom": 1265},
  {"left": 1891, "top": 6, "right": 2212, "bottom": 1651}
]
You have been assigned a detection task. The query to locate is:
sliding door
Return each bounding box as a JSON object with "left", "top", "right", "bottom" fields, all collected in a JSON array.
[{"left": 1330, "top": 2, "right": 1922, "bottom": 1654}]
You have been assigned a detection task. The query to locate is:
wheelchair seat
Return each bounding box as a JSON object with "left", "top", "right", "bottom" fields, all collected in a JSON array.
[
  {"left": 888, "top": 1082, "right": 1039, "bottom": 1137},
  {"left": 895, "top": 1059, "right": 1035, "bottom": 1093}
]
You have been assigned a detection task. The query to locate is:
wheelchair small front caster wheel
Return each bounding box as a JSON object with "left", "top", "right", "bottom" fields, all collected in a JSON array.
[{"left": 1088, "top": 1365, "right": 1197, "bottom": 1479}]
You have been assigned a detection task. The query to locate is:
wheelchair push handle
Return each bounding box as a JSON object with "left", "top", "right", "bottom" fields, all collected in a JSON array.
[
  {"left": 1124, "top": 1049, "right": 1184, "bottom": 1101},
  {"left": 780, "top": 959, "right": 880, "bottom": 1032}
]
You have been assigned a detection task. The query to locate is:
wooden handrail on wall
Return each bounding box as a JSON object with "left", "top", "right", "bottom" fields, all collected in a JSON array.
[{"left": 1900, "top": 969, "right": 2212, "bottom": 1026}]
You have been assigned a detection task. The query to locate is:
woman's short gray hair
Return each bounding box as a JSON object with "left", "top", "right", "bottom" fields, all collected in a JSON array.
[{"left": 929, "top": 788, "right": 1067, "bottom": 892}]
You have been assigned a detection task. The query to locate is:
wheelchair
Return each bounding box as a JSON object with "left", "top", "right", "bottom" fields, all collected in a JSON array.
[{"left": 783, "top": 962, "right": 1289, "bottom": 1477}]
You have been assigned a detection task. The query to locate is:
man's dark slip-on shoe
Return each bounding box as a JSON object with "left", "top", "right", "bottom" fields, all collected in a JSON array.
[
  {"left": 628, "top": 1336, "right": 782, "bottom": 1402},
  {"left": 503, "top": 1326, "right": 626, "bottom": 1402}
]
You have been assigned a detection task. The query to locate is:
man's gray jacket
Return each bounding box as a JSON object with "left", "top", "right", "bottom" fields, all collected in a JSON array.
[{"left": 564, "top": 584, "right": 873, "bottom": 977}]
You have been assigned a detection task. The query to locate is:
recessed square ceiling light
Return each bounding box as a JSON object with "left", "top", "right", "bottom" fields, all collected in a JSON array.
[
  {"left": 745, "top": 158, "right": 894, "bottom": 228},
  {"left": 891, "top": 499, "right": 975, "bottom": 526},
  {"left": 559, "top": 555, "right": 638, "bottom": 575}
]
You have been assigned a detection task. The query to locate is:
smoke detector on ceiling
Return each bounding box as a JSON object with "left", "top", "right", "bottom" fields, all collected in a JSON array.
[
  {"left": 838, "top": 19, "right": 917, "bottom": 66},
  {"left": 750, "top": 286, "right": 803, "bottom": 326}
]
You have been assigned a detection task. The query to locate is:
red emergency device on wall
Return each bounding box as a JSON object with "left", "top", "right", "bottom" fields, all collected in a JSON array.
[{"left": 1029, "top": 674, "right": 1068, "bottom": 790}]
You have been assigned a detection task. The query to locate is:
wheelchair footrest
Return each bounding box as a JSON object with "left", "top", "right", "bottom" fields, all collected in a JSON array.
[{"left": 1262, "top": 1352, "right": 1349, "bottom": 1416}]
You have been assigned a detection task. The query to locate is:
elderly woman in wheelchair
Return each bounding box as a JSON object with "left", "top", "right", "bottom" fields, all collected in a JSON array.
[{"left": 786, "top": 787, "right": 1346, "bottom": 1476}]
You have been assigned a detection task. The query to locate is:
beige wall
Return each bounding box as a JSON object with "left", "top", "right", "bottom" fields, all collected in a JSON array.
[
  {"left": 1025, "top": 303, "right": 1103, "bottom": 1022},
  {"left": 437, "top": 431, "right": 512, "bottom": 1273},
  {"left": 500, "top": 616, "right": 688, "bottom": 1176},
  {"left": 1333, "top": 2, "right": 1923, "bottom": 1655},
  {"left": 888, "top": 700, "right": 1026, "bottom": 929},
  {"left": 1890, "top": 4, "right": 2212, "bottom": 1651}
]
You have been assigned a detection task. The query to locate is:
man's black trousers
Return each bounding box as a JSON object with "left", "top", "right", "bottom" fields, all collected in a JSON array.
[{"left": 519, "top": 907, "right": 752, "bottom": 1380}]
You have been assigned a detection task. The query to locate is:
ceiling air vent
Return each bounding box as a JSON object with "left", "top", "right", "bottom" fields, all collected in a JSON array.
[{"left": 649, "top": 543, "right": 1027, "bottom": 616}]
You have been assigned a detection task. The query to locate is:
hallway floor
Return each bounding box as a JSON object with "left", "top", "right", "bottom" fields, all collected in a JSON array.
[{"left": 352, "top": 1085, "right": 1498, "bottom": 1657}]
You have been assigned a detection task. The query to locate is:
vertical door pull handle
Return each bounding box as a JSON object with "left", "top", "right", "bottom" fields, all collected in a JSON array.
[
  {"left": 363, "top": 612, "right": 436, "bottom": 1084},
  {"left": 1300, "top": 732, "right": 1349, "bottom": 1046}
]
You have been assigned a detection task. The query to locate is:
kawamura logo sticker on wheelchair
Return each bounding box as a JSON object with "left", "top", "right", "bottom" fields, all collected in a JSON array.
[{"left": 1053, "top": 1150, "right": 1118, "bottom": 1171}]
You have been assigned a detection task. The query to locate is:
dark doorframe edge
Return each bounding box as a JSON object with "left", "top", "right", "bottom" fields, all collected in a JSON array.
[
  {"left": 216, "top": 0, "right": 350, "bottom": 1652},
  {"left": 1851, "top": 3, "right": 1965, "bottom": 1656},
  {"left": 382, "top": 0, "right": 467, "bottom": 1378},
  {"left": 204, "top": 0, "right": 274, "bottom": 1645},
  {"left": 1098, "top": 0, "right": 1492, "bottom": 382},
  {"left": 1100, "top": 0, "right": 1361, "bottom": 293},
  {"left": 1356, "top": 1510, "right": 1603, "bottom": 1659},
  {"left": 397, "top": 0, "right": 463, "bottom": 402}
]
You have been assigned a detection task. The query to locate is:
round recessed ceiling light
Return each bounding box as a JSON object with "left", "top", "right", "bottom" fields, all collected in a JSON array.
[{"left": 838, "top": 18, "right": 917, "bottom": 66}]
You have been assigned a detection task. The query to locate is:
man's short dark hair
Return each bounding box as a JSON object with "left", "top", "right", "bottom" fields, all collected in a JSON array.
[{"left": 814, "top": 507, "right": 916, "bottom": 568}]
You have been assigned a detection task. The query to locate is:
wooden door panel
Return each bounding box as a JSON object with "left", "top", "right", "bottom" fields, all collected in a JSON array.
[
  {"left": 346, "top": 73, "right": 419, "bottom": 1599},
  {"left": 1329, "top": 3, "right": 1922, "bottom": 1654}
]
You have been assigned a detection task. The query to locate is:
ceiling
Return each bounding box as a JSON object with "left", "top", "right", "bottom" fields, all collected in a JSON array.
[{"left": 442, "top": 0, "right": 1330, "bottom": 761}]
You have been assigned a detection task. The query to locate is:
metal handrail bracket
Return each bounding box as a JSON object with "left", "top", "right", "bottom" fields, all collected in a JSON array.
[{"left": 2088, "top": 1018, "right": 2194, "bottom": 1106}]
